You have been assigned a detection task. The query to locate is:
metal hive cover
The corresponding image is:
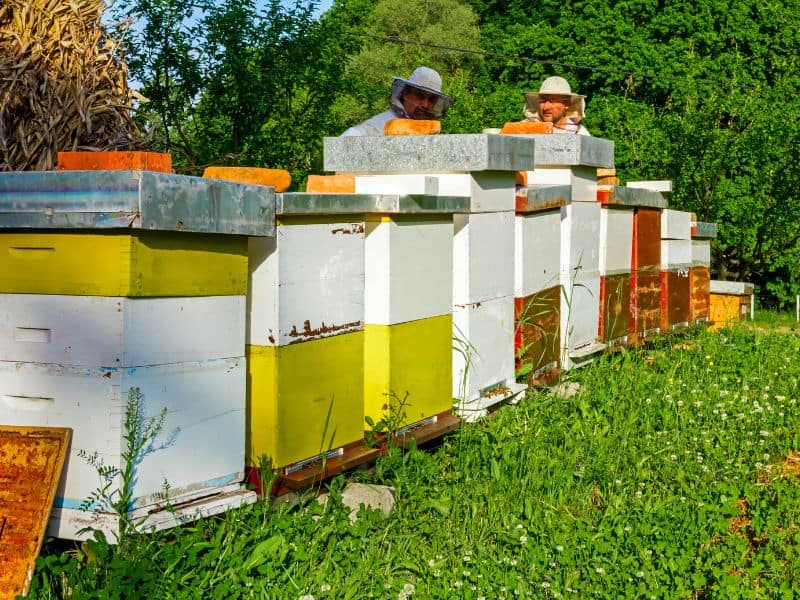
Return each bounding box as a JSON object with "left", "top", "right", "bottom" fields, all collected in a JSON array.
[{"left": 0, "top": 426, "right": 71, "bottom": 599}]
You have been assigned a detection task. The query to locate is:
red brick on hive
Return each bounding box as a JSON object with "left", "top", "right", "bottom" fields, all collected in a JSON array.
[
  {"left": 384, "top": 119, "right": 441, "bottom": 136},
  {"left": 499, "top": 121, "right": 553, "bottom": 134},
  {"left": 57, "top": 151, "right": 172, "bottom": 172}
]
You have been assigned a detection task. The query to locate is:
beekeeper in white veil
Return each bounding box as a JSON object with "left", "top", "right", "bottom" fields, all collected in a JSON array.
[
  {"left": 523, "top": 75, "right": 590, "bottom": 135},
  {"left": 341, "top": 66, "right": 454, "bottom": 137}
]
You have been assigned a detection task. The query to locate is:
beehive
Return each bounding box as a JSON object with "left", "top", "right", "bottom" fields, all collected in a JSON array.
[
  {"left": 709, "top": 280, "right": 753, "bottom": 329},
  {"left": 0, "top": 170, "right": 274, "bottom": 539}
]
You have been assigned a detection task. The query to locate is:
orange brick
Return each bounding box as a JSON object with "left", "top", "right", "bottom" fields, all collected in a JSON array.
[
  {"left": 384, "top": 118, "right": 441, "bottom": 136},
  {"left": 499, "top": 121, "right": 553, "bottom": 134},
  {"left": 305, "top": 174, "right": 355, "bottom": 194},
  {"left": 57, "top": 151, "right": 172, "bottom": 172},
  {"left": 203, "top": 167, "right": 291, "bottom": 192}
]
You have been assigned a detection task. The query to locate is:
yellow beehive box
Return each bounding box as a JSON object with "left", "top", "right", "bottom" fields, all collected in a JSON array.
[
  {"left": 246, "top": 331, "right": 365, "bottom": 469},
  {"left": 0, "top": 231, "right": 247, "bottom": 296},
  {"left": 364, "top": 315, "right": 453, "bottom": 427},
  {"left": 709, "top": 280, "right": 753, "bottom": 330}
]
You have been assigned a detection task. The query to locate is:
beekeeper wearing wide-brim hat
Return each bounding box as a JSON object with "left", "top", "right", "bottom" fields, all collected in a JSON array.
[
  {"left": 341, "top": 66, "right": 454, "bottom": 137},
  {"left": 389, "top": 67, "right": 454, "bottom": 120},
  {"left": 522, "top": 76, "right": 590, "bottom": 135}
]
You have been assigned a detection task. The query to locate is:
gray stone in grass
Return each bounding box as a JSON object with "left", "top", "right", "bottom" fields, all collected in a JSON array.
[
  {"left": 551, "top": 382, "right": 581, "bottom": 398},
  {"left": 317, "top": 483, "right": 396, "bottom": 523}
]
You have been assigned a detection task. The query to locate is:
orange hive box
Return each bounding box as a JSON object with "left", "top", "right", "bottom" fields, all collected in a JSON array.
[
  {"left": 0, "top": 426, "right": 71, "bottom": 599},
  {"left": 499, "top": 121, "right": 553, "bottom": 134},
  {"left": 57, "top": 151, "right": 172, "bottom": 172},
  {"left": 384, "top": 118, "right": 441, "bottom": 136},
  {"left": 305, "top": 174, "right": 355, "bottom": 193},
  {"left": 203, "top": 166, "right": 291, "bottom": 192}
]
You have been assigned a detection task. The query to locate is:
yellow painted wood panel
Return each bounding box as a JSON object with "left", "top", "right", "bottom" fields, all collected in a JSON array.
[
  {"left": 364, "top": 315, "right": 453, "bottom": 428},
  {"left": 246, "top": 331, "right": 364, "bottom": 469},
  {"left": 709, "top": 293, "right": 749, "bottom": 330},
  {"left": 0, "top": 232, "right": 247, "bottom": 296},
  {"left": 0, "top": 426, "right": 70, "bottom": 599}
]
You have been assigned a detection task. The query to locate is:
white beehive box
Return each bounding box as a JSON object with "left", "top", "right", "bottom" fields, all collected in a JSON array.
[
  {"left": 453, "top": 211, "right": 515, "bottom": 304},
  {"left": 560, "top": 272, "right": 601, "bottom": 364},
  {"left": 521, "top": 166, "right": 598, "bottom": 201},
  {"left": 599, "top": 207, "right": 633, "bottom": 276},
  {"left": 661, "top": 239, "right": 693, "bottom": 269},
  {"left": 355, "top": 172, "right": 515, "bottom": 212},
  {"left": 514, "top": 209, "right": 561, "bottom": 297},
  {"left": 248, "top": 222, "right": 365, "bottom": 346},
  {"left": 0, "top": 357, "right": 246, "bottom": 534},
  {"left": 661, "top": 209, "right": 692, "bottom": 240},
  {"left": 0, "top": 295, "right": 244, "bottom": 365},
  {"left": 692, "top": 240, "right": 711, "bottom": 267},
  {"left": 365, "top": 217, "right": 453, "bottom": 325},
  {"left": 561, "top": 202, "right": 601, "bottom": 277},
  {"left": 452, "top": 296, "right": 520, "bottom": 405}
]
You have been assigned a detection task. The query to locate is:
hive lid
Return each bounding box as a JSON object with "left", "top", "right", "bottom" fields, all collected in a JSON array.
[
  {"left": 323, "top": 134, "right": 537, "bottom": 173},
  {"left": 515, "top": 185, "right": 572, "bottom": 212},
  {"left": 710, "top": 280, "right": 754, "bottom": 295},
  {"left": 0, "top": 170, "right": 275, "bottom": 236},
  {"left": 0, "top": 426, "right": 71, "bottom": 599},
  {"left": 278, "top": 193, "right": 471, "bottom": 215},
  {"left": 603, "top": 186, "right": 668, "bottom": 209},
  {"left": 692, "top": 221, "right": 717, "bottom": 239}
]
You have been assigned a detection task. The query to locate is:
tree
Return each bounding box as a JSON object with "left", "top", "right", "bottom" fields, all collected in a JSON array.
[
  {"left": 327, "top": 0, "right": 483, "bottom": 134},
  {"left": 110, "top": 0, "right": 346, "bottom": 184},
  {"left": 466, "top": 0, "right": 800, "bottom": 305}
]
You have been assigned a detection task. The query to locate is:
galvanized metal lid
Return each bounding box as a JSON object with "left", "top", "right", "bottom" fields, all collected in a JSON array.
[
  {"left": 0, "top": 170, "right": 275, "bottom": 236},
  {"left": 692, "top": 221, "right": 717, "bottom": 239},
  {"left": 505, "top": 134, "right": 615, "bottom": 168},
  {"left": 603, "top": 186, "right": 668, "bottom": 209},
  {"left": 278, "top": 193, "right": 471, "bottom": 215},
  {"left": 710, "top": 280, "right": 754, "bottom": 295},
  {"left": 515, "top": 185, "right": 572, "bottom": 212},
  {"left": 323, "top": 134, "right": 536, "bottom": 173}
]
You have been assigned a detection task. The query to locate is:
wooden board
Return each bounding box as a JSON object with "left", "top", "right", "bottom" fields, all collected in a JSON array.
[{"left": 0, "top": 426, "right": 71, "bottom": 599}]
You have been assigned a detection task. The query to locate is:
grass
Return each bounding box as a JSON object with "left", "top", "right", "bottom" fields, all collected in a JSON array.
[
  {"left": 30, "top": 321, "right": 800, "bottom": 598},
  {"left": 750, "top": 309, "right": 800, "bottom": 332}
]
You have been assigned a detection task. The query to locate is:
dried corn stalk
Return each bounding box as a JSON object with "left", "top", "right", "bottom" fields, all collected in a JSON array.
[{"left": 0, "top": 0, "right": 148, "bottom": 171}]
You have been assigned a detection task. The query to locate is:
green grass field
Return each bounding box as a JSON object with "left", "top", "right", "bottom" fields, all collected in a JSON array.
[{"left": 31, "top": 320, "right": 800, "bottom": 598}]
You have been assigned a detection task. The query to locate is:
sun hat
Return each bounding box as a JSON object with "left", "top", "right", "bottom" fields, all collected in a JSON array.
[
  {"left": 390, "top": 67, "right": 454, "bottom": 119},
  {"left": 522, "top": 76, "right": 585, "bottom": 122}
]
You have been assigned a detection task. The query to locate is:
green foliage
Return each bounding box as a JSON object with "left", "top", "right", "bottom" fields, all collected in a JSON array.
[
  {"left": 328, "top": 0, "right": 482, "bottom": 131},
  {"left": 111, "top": 0, "right": 348, "bottom": 185},
  {"left": 467, "top": 0, "right": 800, "bottom": 305},
  {"left": 77, "top": 387, "right": 168, "bottom": 544}
]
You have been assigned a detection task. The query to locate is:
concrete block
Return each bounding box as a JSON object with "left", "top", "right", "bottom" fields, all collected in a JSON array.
[{"left": 324, "top": 134, "right": 536, "bottom": 173}]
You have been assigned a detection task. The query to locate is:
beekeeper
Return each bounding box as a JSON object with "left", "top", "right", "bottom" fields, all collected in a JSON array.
[
  {"left": 340, "top": 66, "right": 454, "bottom": 137},
  {"left": 522, "top": 76, "right": 590, "bottom": 135}
]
